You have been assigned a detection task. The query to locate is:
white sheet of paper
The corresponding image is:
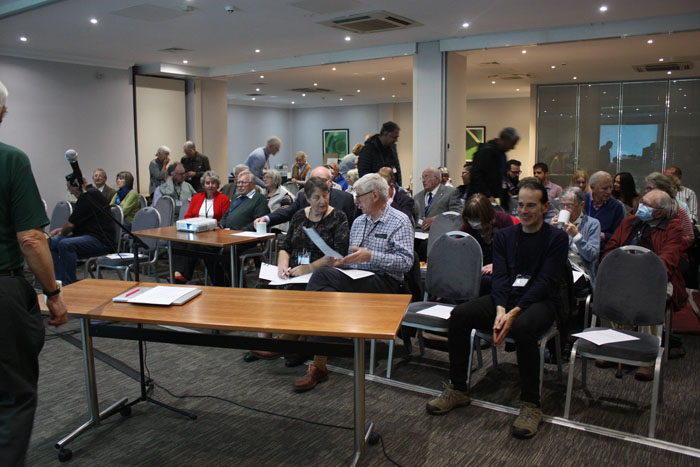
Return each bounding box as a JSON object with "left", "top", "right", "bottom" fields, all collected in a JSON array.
[
  {"left": 416, "top": 304, "right": 455, "bottom": 320},
  {"left": 336, "top": 268, "right": 375, "bottom": 280},
  {"left": 572, "top": 270, "right": 585, "bottom": 283},
  {"left": 302, "top": 226, "right": 343, "bottom": 258},
  {"left": 414, "top": 232, "right": 429, "bottom": 240},
  {"left": 105, "top": 253, "right": 134, "bottom": 260},
  {"left": 572, "top": 329, "right": 640, "bottom": 346},
  {"left": 232, "top": 231, "right": 270, "bottom": 238},
  {"left": 126, "top": 286, "right": 198, "bottom": 305},
  {"left": 259, "top": 263, "right": 311, "bottom": 285}
]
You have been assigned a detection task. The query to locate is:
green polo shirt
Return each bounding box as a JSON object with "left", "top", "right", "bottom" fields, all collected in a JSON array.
[{"left": 0, "top": 142, "right": 50, "bottom": 270}]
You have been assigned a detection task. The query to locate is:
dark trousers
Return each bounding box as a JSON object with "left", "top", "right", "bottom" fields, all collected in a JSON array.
[
  {"left": 306, "top": 266, "right": 400, "bottom": 294},
  {"left": 448, "top": 295, "right": 554, "bottom": 405},
  {"left": 0, "top": 277, "right": 45, "bottom": 466}
]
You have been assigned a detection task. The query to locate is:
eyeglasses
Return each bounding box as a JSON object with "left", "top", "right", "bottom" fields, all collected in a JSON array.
[
  {"left": 236, "top": 180, "right": 252, "bottom": 185},
  {"left": 173, "top": 171, "right": 185, "bottom": 175},
  {"left": 559, "top": 203, "right": 578, "bottom": 209},
  {"left": 355, "top": 190, "right": 374, "bottom": 199}
]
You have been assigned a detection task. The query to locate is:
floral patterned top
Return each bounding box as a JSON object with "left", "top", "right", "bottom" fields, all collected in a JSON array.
[{"left": 283, "top": 207, "right": 349, "bottom": 267}]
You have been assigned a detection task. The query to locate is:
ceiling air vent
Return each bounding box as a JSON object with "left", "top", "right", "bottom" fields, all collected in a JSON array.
[
  {"left": 291, "top": 87, "right": 332, "bottom": 93},
  {"left": 318, "top": 11, "right": 421, "bottom": 34},
  {"left": 500, "top": 74, "right": 531, "bottom": 80},
  {"left": 633, "top": 62, "right": 693, "bottom": 72},
  {"left": 160, "top": 47, "right": 192, "bottom": 53},
  {"left": 246, "top": 93, "right": 264, "bottom": 96}
]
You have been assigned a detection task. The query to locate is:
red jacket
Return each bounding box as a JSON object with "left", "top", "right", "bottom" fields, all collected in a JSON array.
[
  {"left": 603, "top": 215, "right": 687, "bottom": 310},
  {"left": 185, "top": 191, "right": 230, "bottom": 222}
]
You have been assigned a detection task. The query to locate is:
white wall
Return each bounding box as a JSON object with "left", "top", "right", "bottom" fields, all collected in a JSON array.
[
  {"left": 0, "top": 55, "right": 135, "bottom": 212},
  {"left": 227, "top": 105, "right": 292, "bottom": 174},
  {"left": 465, "top": 97, "right": 533, "bottom": 176}
]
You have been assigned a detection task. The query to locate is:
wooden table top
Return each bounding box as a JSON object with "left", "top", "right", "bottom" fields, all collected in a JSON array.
[
  {"left": 58, "top": 279, "right": 410, "bottom": 339},
  {"left": 133, "top": 226, "right": 275, "bottom": 248}
]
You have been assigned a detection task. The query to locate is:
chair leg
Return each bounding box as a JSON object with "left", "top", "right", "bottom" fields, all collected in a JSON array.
[
  {"left": 491, "top": 342, "right": 498, "bottom": 369},
  {"left": 649, "top": 351, "right": 663, "bottom": 438},
  {"left": 467, "top": 329, "right": 476, "bottom": 386},
  {"left": 564, "top": 346, "right": 578, "bottom": 419},
  {"left": 417, "top": 329, "right": 425, "bottom": 356},
  {"left": 386, "top": 339, "right": 395, "bottom": 379},
  {"left": 369, "top": 339, "right": 375, "bottom": 376},
  {"left": 581, "top": 357, "right": 588, "bottom": 390},
  {"left": 538, "top": 336, "right": 547, "bottom": 399},
  {"left": 554, "top": 331, "right": 563, "bottom": 382}
]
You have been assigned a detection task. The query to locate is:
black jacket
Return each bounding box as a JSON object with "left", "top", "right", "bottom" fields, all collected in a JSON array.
[
  {"left": 468, "top": 140, "right": 506, "bottom": 200},
  {"left": 357, "top": 134, "right": 402, "bottom": 186}
]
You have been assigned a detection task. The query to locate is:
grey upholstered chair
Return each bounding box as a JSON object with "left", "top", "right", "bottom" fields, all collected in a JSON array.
[
  {"left": 49, "top": 200, "right": 72, "bottom": 232},
  {"left": 425, "top": 211, "right": 463, "bottom": 257},
  {"left": 563, "top": 246, "right": 669, "bottom": 438},
  {"left": 154, "top": 195, "right": 175, "bottom": 227}
]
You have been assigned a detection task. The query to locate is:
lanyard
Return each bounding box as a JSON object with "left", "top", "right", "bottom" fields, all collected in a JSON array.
[
  {"left": 230, "top": 195, "right": 248, "bottom": 211},
  {"left": 359, "top": 217, "right": 380, "bottom": 246}
]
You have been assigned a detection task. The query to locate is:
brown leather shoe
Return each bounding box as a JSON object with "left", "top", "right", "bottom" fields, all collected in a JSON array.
[
  {"left": 251, "top": 350, "right": 283, "bottom": 360},
  {"left": 635, "top": 365, "right": 654, "bottom": 382},
  {"left": 294, "top": 364, "right": 329, "bottom": 393}
]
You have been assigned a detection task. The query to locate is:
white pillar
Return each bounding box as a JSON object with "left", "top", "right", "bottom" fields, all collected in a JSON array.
[
  {"left": 445, "top": 52, "right": 467, "bottom": 188},
  {"left": 200, "top": 79, "right": 229, "bottom": 179}
]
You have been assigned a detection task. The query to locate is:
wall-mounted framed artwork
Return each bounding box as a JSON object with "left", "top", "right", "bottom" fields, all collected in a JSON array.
[
  {"left": 323, "top": 129, "right": 349, "bottom": 160},
  {"left": 466, "top": 126, "right": 485, "bottom": 161}
]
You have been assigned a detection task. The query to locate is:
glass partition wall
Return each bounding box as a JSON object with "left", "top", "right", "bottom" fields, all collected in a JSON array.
[{"left": 537, "top": 79, "right": 700, "bottom": 196}]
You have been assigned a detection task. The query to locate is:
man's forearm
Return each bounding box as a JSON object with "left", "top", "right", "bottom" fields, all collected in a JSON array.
[{"left": 18, "top": 228, "right": 59, "bottom": 291}]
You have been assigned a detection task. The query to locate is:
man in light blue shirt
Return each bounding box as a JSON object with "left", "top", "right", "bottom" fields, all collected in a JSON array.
[{"left": 244, "top": 136, "right": 281, "bottom": 187}]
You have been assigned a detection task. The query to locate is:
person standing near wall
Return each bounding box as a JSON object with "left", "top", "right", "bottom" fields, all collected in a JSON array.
[
  {"left": 181, "top": 141, "right": 211, "bottom": 192},
  {"left": 358, "top": 121, "right": 402, "bottom": 186},
  {"left": 0, "top": 80, "right": 68, "bottom": 465},
  {"left": 468, "top": 127, "right": 520, "bottom": 206}
]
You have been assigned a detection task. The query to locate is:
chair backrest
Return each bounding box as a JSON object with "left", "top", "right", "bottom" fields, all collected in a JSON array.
[
  {"left": 426, "top": 231, "right": 482, "bottom": 302},
  {"left": 178, "top": 199, "right": 190, "bottom": 220},
  {"left": 284, "top": 181, "right": 300, "bottom": 197},
  {"left": 109, "top": 205, "right": 124, "bottom": 251},
  {"left": 593, "top": 246, "right": 667, "bottom": 326},
  {"left": 154, "top": 195, "right": 175, "bottom": 226},
  {"left": 50, "top": 200, "right": 73, "bottom": 231},
  {"left": 131, "top": 207, "right": 161, "bottom": 252},
  {"left": 139, "top": 194, "right": 147, "bottom": 209},
  {"left": 426, "top": 211, "right": 463, "bottom": 256}
]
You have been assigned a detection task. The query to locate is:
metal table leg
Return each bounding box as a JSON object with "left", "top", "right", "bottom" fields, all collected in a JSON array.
[
  {"left": 351, "top": 337, "right": 373, "bottom": 467},
  {"left": 168, "top": 240, "right": 173, "bottom": 284},
  {"left": 230, "top": 245, "right": 236, "bottom": 288}
]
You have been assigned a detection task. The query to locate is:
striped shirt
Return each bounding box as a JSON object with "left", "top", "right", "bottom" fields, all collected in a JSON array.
[
  {"left": 677, "top": 186, "right": 697, "bottom": 223},
  {"left": 346, "top": 204, "right": 414, "bottom": 281}
]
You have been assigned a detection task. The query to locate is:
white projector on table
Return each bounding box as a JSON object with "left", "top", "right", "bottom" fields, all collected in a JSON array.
[{"left": 176, "top": 217, "right": 217, "bottom": 233}]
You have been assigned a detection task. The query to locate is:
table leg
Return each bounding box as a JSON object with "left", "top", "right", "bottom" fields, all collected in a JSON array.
[
  {"left": 351, "top": 337, "right": 372, "bottom": 467},
  {"left": 230, "top": 245, "right": 237, "bottom": 288},
  {"left": 168, "top": 240, "right": 174, "bottom": 284}
]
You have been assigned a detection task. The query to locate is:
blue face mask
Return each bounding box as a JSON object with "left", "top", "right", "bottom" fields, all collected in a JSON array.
[{"left": 636, "top": 204, "right": 653, "bottom": 222}]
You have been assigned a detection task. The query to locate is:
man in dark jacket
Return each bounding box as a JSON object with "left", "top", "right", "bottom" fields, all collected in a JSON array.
[
  {"left": 425, "top": 181, "right": 567, "bottom": 440},
  {"left": 358, "top": 121, "right": 402, "bottom": 186},
  {"left": 468, "top": 127, "right": 520, "bottom": 205}
]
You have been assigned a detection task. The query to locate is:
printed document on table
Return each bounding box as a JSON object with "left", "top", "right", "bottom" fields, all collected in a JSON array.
[
  {"left": 414, "top": 232, "right": 429, "bottom": 240},
  {"left": 259, "top": 262, "right": 311, "bottom": 285},
  {"left": 126, "top": 286, "right": 199, "bottom": 305},
  {"left": 232, "top": 231, "right": 270, "bottom": 238},
  {"left": 302, "top": 227, "right": 343, "bottom": 258},
  {"left": 336, "top": 268, "right": 375, "bottom": 280},
  {"left": 416, "top": 305, "right": 454, "bottom": 320},
  {"left": 572, "top": 329, "right": 640, "bottom": 346}
]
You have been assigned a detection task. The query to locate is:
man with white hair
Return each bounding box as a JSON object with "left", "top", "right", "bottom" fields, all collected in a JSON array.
[
  {"left": 149, "top": 145, "right": 170, "bottom": 196},
  {"left": 254, "top": 166, "right": 356, "bottom": 228},
  {"left": 181, "top": 140, "right": 211, "bottom": 192},
  {"left": 245, "top": 136, "right": 281, "bottom": 187},
  {"left": 0, "top": 80, "right": 68, "bottom": 464},
  {"left": 294, "top": 173, "right": 414, "bottom": 392},
  {"left": 584, "top": 171, "right": 625, "bottom": 249},
  {"left": 221, "top": 163, "right": 250, "bottom": 201}
]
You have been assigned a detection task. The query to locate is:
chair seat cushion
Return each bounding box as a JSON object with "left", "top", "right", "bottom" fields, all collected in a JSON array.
[
  {"left": 97, "top": 253, "right": 149, "bottom": 267},
  {"left": 574, "top": 327, "right": 661, "bottom": 362},
  {"left": 403, "top": 301, "right": 452, "bottom": 329}
]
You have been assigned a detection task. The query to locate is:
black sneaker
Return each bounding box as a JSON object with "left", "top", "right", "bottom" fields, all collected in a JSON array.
[{"left": 243, "top": 351, "right": 259, "bottom": 363}]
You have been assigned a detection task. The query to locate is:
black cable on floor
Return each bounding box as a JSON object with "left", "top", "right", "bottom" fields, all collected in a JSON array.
[{"left": 376, "top": 433, "right": 403, "bottom": 467}]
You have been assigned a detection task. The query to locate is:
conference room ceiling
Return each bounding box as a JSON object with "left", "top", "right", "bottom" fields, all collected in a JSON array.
[{"left": 1, "top": 0, "right": 699, "bottom": 107}]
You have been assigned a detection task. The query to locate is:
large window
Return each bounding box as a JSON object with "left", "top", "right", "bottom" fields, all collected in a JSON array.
[{"left": 537, "top": 79, "right": 700, "bottom": 196}]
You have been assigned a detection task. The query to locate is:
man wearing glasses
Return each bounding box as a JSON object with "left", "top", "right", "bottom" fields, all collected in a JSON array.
[
  {"left": 91, "top": 168, "right": 117, "bottom": 202},
  {"left": 220, "top": 171, "right": 269, "bottom": 231},
  {"left": 153, "top": 162, "right": 196, "bottom": 220}
]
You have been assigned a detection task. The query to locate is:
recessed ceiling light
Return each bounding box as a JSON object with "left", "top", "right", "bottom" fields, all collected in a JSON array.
[
  {"left": 255, "top": 49, "right": 261, "bottom": 53},
  {"left": 344, "top": 36, "right": 351, "bottom": 41},
  {"left": 381, "top": 77, "right": 385, "bottom": 81},
  {"left": 291, "top": 101, "right": 295, "bottom": 104},
  {"left": 255, "top": 88, "right": 260, "bottom": 92},
  {"left": 356, "top": 89, "right": 361, "bottom": 93},
  {"left": 647, "top": 39, "right": 654, "bottom": 44},
  {"left": 599, "top": 5, "right": 608, "bottom": 12},
  {"left": 339, "top": 98, "right": 343, "bottom": 101},
  {"left": 667, "top": 71, "right": 672, "bottom": 75},
  {"left": 659, "top": 58, "right": 664, "bottom": 62},
  {"left": 521, "top": 50, "right": 527, "bottom": 54},
  {"left": 313, "top": 83, "right": 318, "bottom": 86},
  {"left": 491, "top": 80, "right": 496, "bottom": 84},
  {"left": 392, "top": 94, "right": 395, "bottom": 98},
  {"left": 462, "top": 22, "right": 469, "bottom": 28},
  {"left": 19, "top": 36, "right": 28, "bottom": 42},
  {"left": 516, "top": 88, "right": 520, "bottom": 92},
  {"left": 90, "top": 18, "right": 98, "bottom": 24},
  {"left": 573, "top": 76, "right": 578, "bottom": 80},
  {"left": 182, "top": 60, "right": 188, "bottom": 64},
  {"left": 252, "top": 97, "right": 256, "bottom": 101},
  {"left": 259, "top": 75, "right": 264, "bottom": 79},
  {"left": 551, "top": 65, "right": 556, "bottom": 69},
  {"left": 332, "top": 67, "right": 336, "bottom": 71},
  {"left": 302, "top": 93, "right": 306, "bottom": 97}
]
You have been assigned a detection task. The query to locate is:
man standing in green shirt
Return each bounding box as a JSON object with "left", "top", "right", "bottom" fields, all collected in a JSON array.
[{"left": 0, "top": 80, "right": 68, "bottom": 465}]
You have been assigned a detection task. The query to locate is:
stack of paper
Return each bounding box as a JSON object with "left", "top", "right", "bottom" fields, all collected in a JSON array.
[
  {"left": 572, "top": 329, "right": 640, "bottom": 346},
  {"left": 126, "top": 286, "right": 199, "bottom": 305},
  {"left": 415, "top": 304, "right": 454, "bottom": 320}
]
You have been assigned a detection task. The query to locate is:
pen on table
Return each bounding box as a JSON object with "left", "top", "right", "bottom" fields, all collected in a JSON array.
[{"left": 125, "top": 288, "right": 140, "bottom": 297}]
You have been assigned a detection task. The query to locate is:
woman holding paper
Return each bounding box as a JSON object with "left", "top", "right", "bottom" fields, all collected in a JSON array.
[{"left": 245, "top": 176, "right": 349, "bottom": 364}]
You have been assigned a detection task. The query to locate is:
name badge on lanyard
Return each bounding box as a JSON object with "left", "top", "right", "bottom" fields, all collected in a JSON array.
[
  {"left": 512, "top": 274, "right": 530, "bottom": 287},
  {"left": 297, "top": 249, "right": 311, "bottom": 265}
]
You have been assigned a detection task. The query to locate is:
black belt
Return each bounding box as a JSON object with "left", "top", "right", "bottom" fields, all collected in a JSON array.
[{"left": 0, "top": 267, "right": 24, "bottom": 277}]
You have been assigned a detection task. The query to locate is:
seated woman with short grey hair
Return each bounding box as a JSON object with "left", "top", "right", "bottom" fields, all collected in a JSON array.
[{"left": 263, "top": 168, "right": 294, "bottom": 231}]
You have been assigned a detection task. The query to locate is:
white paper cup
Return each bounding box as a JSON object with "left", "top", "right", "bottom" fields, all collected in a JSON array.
[
  {"left": 558, "top": 209, "right": 571, "bottom": 225},
  {"left": 256, "top": 221, "right": 267, "bottom": 234}
]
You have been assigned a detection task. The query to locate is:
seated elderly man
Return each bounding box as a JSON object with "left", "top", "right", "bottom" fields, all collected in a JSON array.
[
  {"left": 584, "top": 171, "right": 625, "bottom": 250},
  {"left": 552, "top": 186, "right": 601, "bottom": 288},
  {"left": 426, "top": 181, "right": 567, "bottom": 440},
  {"left": 152, "top": 162, "right": 196, "bottom": 221},
  {"left": 294, "top": 173, "right": 414, "bottom": 392},
  {"left": 378, "top": 166, "right": 414, "bottom": 222},
  {"left": 91, "top": 168, "right": 117, "bottom": 202},
  {"left": 220, "top": 164, "right": 250, "bottom": 201},
  {"left": 603, "top": 188, "right": 686, "bottom": 379},
  {"left": 49, "top": 177, "right": 117, "bottom": 285}
]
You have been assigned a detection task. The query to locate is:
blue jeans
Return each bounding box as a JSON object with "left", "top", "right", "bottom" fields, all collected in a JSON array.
[{"left": 49, "top": 235, "right": 110, "bottom": 285}]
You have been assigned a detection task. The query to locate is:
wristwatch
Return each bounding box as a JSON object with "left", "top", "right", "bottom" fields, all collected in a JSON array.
[{"left": 43, "top": 281, "right": 62, "bottom": 297}]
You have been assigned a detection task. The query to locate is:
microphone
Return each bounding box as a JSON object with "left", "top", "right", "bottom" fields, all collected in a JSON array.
[{"left": 64, "top": 149, "right": 84, "bottom": 188}]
